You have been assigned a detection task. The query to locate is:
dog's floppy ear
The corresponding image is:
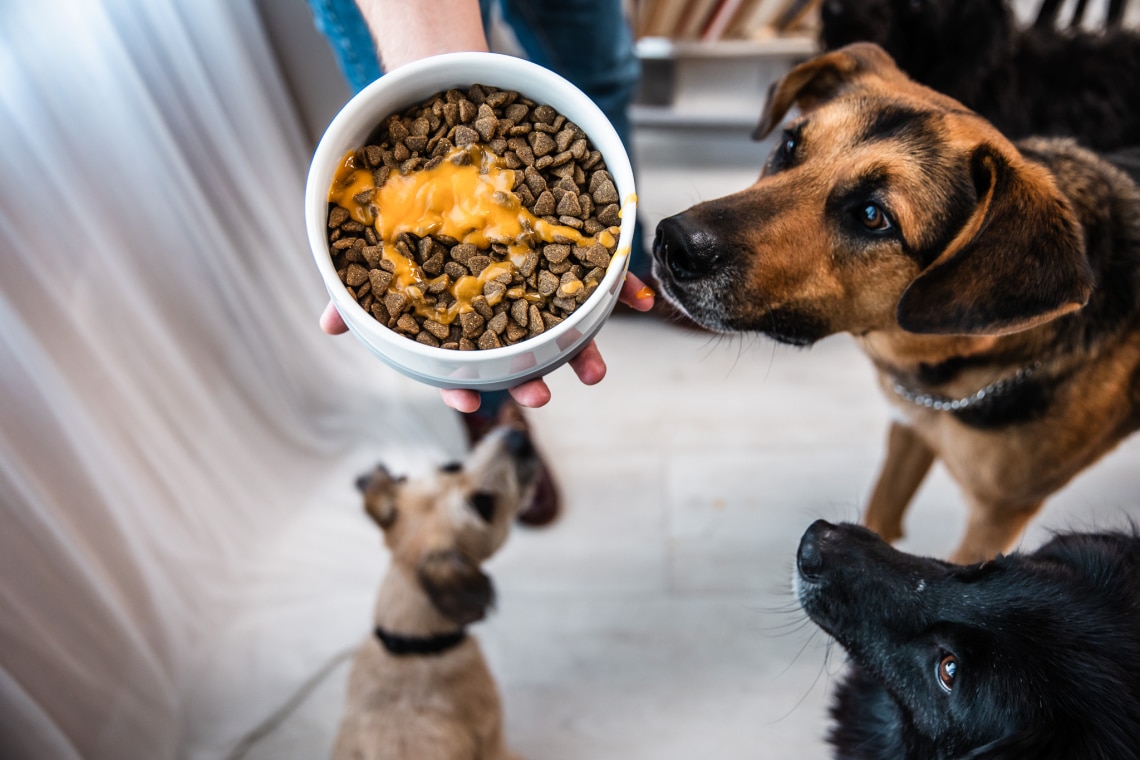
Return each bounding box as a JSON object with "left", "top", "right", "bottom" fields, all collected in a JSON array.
[
  {"left": 897, "top": 145, "right": 1093, "bottom": 336},
  {"left": 417, "top": 549, "right": 495, "bottom": 625},
  {"left": 754, "top": 42, "right": 903, "bottom": 139},
  {"left": 356, "top": 464, "right": 401, "bottom": 528}
]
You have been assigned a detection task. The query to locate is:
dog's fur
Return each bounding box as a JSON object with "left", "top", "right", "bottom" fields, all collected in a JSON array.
[
  {"left": 652, "top": 43, "right": 1140, "bottom": 562},
  {"left": 795, "top": 519, "right": 1140, "bottom": 759},
  {"left": 331, "top": 427, "right": 539, "bottom": 760},
  {"left": 818, "top": 0, "right": 1140, "bottom": 151}
]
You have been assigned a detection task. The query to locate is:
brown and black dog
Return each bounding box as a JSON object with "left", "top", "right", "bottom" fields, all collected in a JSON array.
[{"left": 652, "top": 43, "right": 1140, "bottom": 563}]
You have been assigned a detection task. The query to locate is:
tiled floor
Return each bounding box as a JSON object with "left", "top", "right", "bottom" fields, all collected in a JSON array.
[{"left": 243, "top": 123, "right": 1140, "bottom": 760}]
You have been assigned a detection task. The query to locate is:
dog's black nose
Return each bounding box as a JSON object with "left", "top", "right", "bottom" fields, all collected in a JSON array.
[
  {"left": 653, "top": 215, "right": 724, "bottom": 281},
  {"left": 797, "top": 519, "right": 835, "bottom": 580},
  {"left": 355, "top": 473, "right": 371, "bottom": 493},
  {"left": 504, "top": 428, "right": 535, "bottom": 459}
]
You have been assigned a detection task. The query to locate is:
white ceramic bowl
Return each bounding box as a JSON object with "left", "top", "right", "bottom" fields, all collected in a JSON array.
[{"left": 305, "top": 52, "right": 637, "bottom": 391}]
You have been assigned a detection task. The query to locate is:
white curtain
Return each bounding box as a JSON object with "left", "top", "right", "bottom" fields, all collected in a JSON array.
[{"left": 0, "top": 1, "right": 463, "bottom": 757}]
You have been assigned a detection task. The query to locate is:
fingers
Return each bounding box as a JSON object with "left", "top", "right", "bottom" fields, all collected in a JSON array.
[
  {"left": 508, "top": 379, "right": 552, "bottom": 408},
  {"left": 320, "top": 302, "right": 349, "bottom": 335},
  {"left": 440, "top": 388, "right": 482, "bottom": 413},
  {"left": 439, "top": 378, "right": 553, "bottom": 414},
  {"left": 568, "top": 340, "right": 607, "bottom": 386},
  {"left": 619, "top": 272, "right": 656, "bottom": 312}
]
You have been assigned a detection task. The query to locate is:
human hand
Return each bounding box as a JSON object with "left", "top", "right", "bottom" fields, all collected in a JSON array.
[{"left": 319, "top": 271, "right": 656, "bottom": 412}]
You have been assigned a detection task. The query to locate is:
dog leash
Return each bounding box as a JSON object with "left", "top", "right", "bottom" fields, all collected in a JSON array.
[
  {"left": 889, "top": 361, "right": 1043, "bottom": 412},
  {"left": 374, "top": 626, "right": 467, "bottom": 656}
]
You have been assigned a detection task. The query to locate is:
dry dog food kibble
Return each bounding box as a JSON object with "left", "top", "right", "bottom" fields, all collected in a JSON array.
[{"left": 325, "top": 84, "right": 624, "bottom": 350}]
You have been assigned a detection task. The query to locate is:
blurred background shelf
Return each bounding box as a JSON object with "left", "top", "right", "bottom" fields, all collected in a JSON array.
[
  {"left": 636, "top": 35, "right": 817, "bottom": 59},
  {"left": 633, "top": 35, "right": 817, "bottom": 131},
  {"left": 629, "top": 0, "right": 820, "bottom": 129}
]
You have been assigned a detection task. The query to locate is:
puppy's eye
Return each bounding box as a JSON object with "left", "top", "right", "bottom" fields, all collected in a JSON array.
[
  {"left": 858, "top": 203, "right": 892, "bottom": 232},
  {"left": 470, "top": 491, "right": 496, "bottom": 523},
  {"left": 937, "top": 654, "right": 957, "bottom": 692}
]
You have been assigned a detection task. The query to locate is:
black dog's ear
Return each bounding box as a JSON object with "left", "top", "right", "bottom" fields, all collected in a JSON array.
[
  {"left": 897, "top": 144, "right": 1092, "bottom": 336},
  {"left": 754, "top": 42, "right": 904, "bottom": 140},
  {"left": 356, "top": 465, "right": 401, "bottom": 529},
  {"left": 417, "top": 549, "right": 495, "bottom": 625}
]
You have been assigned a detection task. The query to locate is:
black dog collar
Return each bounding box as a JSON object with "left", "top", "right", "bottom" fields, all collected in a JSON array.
[{"left": 374, "top": 626, "right": 467, "bottom": 656}]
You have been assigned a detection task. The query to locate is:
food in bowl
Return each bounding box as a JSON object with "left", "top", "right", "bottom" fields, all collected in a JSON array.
[{"left": 324, "top": 84, "right": 623, "bottom": 351}]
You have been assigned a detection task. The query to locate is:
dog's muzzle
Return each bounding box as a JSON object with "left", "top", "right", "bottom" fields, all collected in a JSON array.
[
  {"left": 653, "top": 215, "right": 725, "bottom": 282},
  {"left": 796, "top": 518, "right": 834, "bottom": 582}
]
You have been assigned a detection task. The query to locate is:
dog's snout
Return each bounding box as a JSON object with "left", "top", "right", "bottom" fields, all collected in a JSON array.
[
  {"left": 654, "top": 215, "right": 725, "bottom": 282},
  {"left": 504, "top": 428, "right": 535, "bottom": 460},
  {"left": 797, "top": 519, "right": 836, "bottom": 580}
]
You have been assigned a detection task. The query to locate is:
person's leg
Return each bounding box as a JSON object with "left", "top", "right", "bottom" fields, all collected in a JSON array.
[
  {"left": 496, "top": 0, "right": 638, "bottom": 150},
  {"left": 496, "top": 0, "right": 650, "bottom": 277}
]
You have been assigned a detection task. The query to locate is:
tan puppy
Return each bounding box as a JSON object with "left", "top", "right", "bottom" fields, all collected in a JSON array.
[
  {"left": 652, "top": 43, "right": 1140, "bottom": 563},
  {"left": 332, "top": 426, "right": 539, "bottom": 760}
]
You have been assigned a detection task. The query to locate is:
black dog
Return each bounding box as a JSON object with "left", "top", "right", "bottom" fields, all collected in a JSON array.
[
  {"left": 796, "top": 520, "right": 1140, "bottom": 758},
  {"left": 817, "top": 0, "right": 1140, "bottom": 151}
]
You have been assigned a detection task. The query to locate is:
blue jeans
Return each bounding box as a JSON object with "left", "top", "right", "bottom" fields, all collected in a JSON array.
[
  {"left": 307, "top": 0, "right": 638, "bottom": 158},
  {"left": 307, "top": 0, "right": 644, "bottom": 414}
]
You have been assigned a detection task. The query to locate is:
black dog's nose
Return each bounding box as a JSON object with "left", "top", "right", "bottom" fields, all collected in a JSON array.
[
  {"left": 653, "top": 215, "right": 724, "bottom": 281},
  {"left": 797, "top": 519, "right": 836, "bottom": 580}
]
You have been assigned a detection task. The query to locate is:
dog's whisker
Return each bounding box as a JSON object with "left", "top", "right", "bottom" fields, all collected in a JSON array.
[
  {"left": 776, "top": 624, "right": 828, "bottom": 677},
  {"left": 763, "top": 629, "right": 833, "bottom": 726},
  {"left": 759, "top": 617, "right": 818, "bottom": 637}
]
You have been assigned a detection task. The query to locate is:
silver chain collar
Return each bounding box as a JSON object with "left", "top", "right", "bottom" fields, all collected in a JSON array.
[{"left": 890, "top": 362, "right": 1044, "bottom": 412}]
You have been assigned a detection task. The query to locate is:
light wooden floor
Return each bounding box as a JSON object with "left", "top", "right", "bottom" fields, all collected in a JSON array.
[{"left": 235, "top": 123, "right": 1140, "bottom": 760}]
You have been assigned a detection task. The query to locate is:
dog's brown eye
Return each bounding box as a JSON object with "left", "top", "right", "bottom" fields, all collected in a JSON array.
[
  {"left": 938, "top": 654, "right": 957, "bottom": 692},
  {"left": 859, "top": 203, "right": 891, "bottom": 231}
]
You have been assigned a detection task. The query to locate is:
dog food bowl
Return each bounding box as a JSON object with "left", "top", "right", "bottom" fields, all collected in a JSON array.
[{"left": 305, "top": 52, "right": 637, "bottom": 391}]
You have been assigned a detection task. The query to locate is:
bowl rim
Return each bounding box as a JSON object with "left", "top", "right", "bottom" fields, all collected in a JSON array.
[{"left": 305, "top": 51, "right": 637, "bottom": 367}]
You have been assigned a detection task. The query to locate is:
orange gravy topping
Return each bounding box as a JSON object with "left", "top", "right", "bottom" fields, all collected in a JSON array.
[
  {"left": 329, "top": 145, "right": 619, "bottom": 325},
  {"left": 634, "top": 285, "right": 655, "bottom": 301}
]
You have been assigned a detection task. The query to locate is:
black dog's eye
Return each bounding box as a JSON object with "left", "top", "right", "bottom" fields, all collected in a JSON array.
[
  {"left": 937, "top": 654, "right": 957, "bottom": 692},
  {"left": 470, "top": 491, "right": 496, "bottom": 523},
  {"left": 858, "top": 203, "right": 892, "bottom": 232}
]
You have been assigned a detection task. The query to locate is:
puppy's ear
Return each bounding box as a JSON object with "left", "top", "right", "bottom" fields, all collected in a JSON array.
[
  {"left": 356, "top": 465, "right": 401, "bottom": 529},
  {"left": 754, "top": 42, "right": 903, "bottom": 139},
  {"left": 897, "top": 145, "right": 1093, "bottom": 336},
  {"left": 417, "top": 549, "right": 495, "bottom": 626}
]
